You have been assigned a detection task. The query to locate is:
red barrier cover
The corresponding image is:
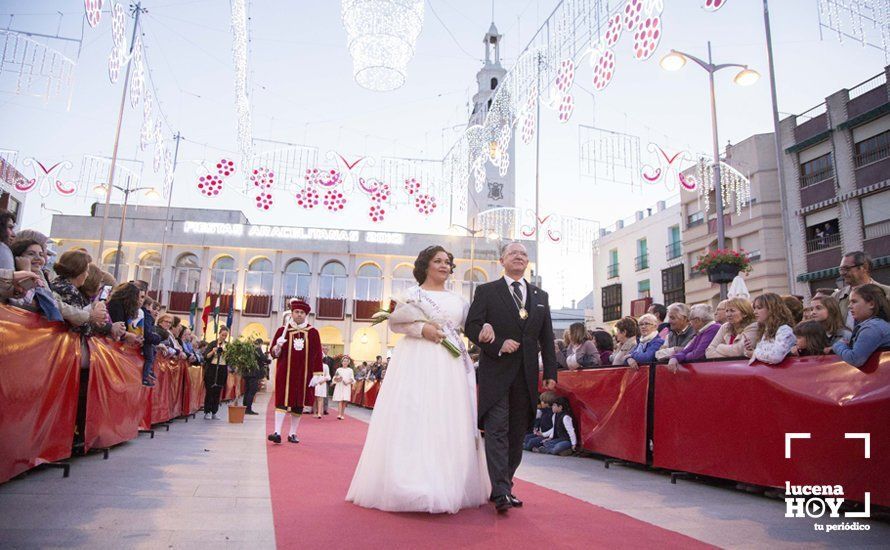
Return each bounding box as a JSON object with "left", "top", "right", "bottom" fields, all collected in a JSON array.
[
  {"left": 85, "top": 337, "right": 146, "bottom": 451},
  {"left": 555, "top": 368, "right": 649, "bottom": 464},
  {"left": 653, "top": 353, "right": 890, "bottom": 506},
  {"left": 350, "top": 379, "right": 365, "bottom": 406},
  {"left": 181, "top": 364, "right": 205, "bottom": 415},
  {"left": 165, "top": 358, "right": 185, "bottom": 419},
  {"left": 149, "top": 356, "right": 176, "bottom": 426},
  {"left": 363, "top": 380, "right": 380, "bottom": 409},
  {"left": 0, "top": 306, "right": 80, "bottom": 483}
]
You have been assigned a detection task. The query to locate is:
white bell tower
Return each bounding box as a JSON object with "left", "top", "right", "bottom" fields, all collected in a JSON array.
[{"left": 467, "top": 22, "right": 515, "bottom": 231}]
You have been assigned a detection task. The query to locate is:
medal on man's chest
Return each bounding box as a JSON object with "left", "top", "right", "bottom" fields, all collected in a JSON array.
[
  {"left": 519, "top": 307, "right": 529, "bottom": 320},
  {"left": 293, "top": 335, "right": 305, "bottom": 351}
]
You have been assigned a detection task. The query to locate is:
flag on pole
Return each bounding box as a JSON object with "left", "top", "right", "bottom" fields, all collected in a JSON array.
[
  {"left": 226, "top": 284, "right": 235, "bottom": 330},
  {"left": 188, "top": 290, "right": 199, "bottom": 330},
  {"left": 201, "top": 292, "right": 213, "bottom": 331},
  {"left": 213, "top": 283, "right": 222, "bottom": 333}
]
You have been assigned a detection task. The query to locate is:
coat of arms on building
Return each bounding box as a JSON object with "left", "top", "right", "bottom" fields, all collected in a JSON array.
[{"left": 487, "top": 181, "right": 504, "bottom": 201}]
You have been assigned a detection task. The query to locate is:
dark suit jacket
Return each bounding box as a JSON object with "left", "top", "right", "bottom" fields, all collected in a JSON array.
[{"left": 466, "top": 279, "right": 558, "bottom": 428}]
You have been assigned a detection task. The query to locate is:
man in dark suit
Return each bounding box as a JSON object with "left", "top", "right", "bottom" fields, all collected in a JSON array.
[{"left": 466, "top": 241, "right": 558, "bottom": 513}]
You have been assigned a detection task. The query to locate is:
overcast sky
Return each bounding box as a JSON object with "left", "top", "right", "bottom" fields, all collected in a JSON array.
[{"left": 1, "top": 0, "right": 886, "bottom": 306}]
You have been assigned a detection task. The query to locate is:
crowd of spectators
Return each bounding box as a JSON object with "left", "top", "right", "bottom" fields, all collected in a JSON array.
[
  {"left": 552, "top": 250, "right": 890, "bottom": 373},
  {"left": 0, "top": 208, "right": 262, "bottom": 413}
]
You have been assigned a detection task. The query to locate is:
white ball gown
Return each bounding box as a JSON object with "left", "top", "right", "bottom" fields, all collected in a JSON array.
[{"left": 346, "top": 288, "right": 491, "bottom": 513}]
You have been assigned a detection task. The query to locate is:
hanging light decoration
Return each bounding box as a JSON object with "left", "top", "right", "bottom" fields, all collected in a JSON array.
[{"left": 340, "top": 0, "right": 425, "bottom": 91}]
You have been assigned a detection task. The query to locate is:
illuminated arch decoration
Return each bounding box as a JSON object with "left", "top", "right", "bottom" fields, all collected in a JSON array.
[
  {"left": 640, "top": 143, "right": 697, "bottom": 191},
  {"left": 15, "top": 159, "right": 76, "bottom": 197}
]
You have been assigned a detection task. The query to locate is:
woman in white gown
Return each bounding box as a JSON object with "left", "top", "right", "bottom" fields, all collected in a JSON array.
[{"left": 346, "top": 246, "right": 492, "bottom": 514}]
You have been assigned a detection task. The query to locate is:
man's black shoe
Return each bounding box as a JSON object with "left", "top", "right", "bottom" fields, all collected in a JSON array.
[
  {"left": 245, "top": 409, "right": 258, "bottom": 415},
  {"left": 287, "top": 435, "right": 299, "bottom": 444},
  {"left": 508, "top": 494, "right": 523, "bottom": 508},
  {"left": 493, "top": 495, "right": 512, "bottom": 513},
  {"left": 267, "top": 433, "right": 281, "bottom": 444}
]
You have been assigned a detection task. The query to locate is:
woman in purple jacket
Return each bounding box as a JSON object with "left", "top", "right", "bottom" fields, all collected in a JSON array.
[{"left": 668, "top": 304, "right": 722, "bottom": 373}]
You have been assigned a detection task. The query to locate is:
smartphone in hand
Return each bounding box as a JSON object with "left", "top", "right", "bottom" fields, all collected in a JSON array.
[{"left": 98, "top": 284, "right": 113, "bottom": 301}]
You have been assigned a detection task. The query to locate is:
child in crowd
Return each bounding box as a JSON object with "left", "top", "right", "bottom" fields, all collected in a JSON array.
[
  {"left": 748, "top": 293, "right": 796, "bottom": 365},
  {"left": 792, "top": 320, "right": 829, "bottom": 356},
  {"left": 532, "top": 397, "right": 577, "bottom": 456},
  {"left": 332, "top": 355, "right": 356, "bottom": 420},
  {"left": 831, "top": 284, "right": 890, "bottom": 368},
  {"left": 524, "top": 391, "right": 557, "bottom": 451},
  {"left": 309, "top": 360, "right": 331, "bottom": 419},
  {"left": 806, "top": 295, "right": 852, "bottom": 346}
]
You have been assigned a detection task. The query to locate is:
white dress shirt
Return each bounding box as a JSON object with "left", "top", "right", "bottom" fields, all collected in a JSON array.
[{"left": 503, "top": 275, "right": 527, "bottom": 308}]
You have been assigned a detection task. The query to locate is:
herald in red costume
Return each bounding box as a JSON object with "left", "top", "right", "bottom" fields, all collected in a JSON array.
[{"left": 270, "top": 300, "right": 323, "bottom": 415}]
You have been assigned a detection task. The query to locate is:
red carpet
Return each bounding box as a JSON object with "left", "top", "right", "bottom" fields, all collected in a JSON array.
[{"left": 266, "top": 401, "right": 713, "bottom": 549}]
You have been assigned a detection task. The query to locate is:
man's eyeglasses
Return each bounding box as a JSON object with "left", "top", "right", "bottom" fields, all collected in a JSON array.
[{"left": 839, "top": 263, "right": 863, "bottom": 273}]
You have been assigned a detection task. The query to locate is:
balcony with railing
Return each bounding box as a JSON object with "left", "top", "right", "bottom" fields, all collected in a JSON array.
[
  {"left": 847, "top": 72, "right": 888, "bottom": 119},
  {"left": 864, "top": 219, "right": 890, "bottom": 258},
  {"left": 800, "top": 177, "right": 837, "bottom": 208},
  {"left": 316, "top": 298, "right": 346, "bottom": 320},
  {"left": 635, "top": 253, "right": 649, "bottom": 271},
  {"left": 793, "top": 102, "right": 829, "bottom": 144},
  {"left": 687, "top": 212, "right": 705, "bottom": 229},
  {"left": 800, "top": 167, "right": 835, "bottom": 189},
  {"left": 354, "top": 300, "right": 382, "bottom": 322},
  {"left": 607, "top": 263, "right": 619, "bottom": 278},
  {"left": 806, "top": 232, "right": 842, "bottom": 253},
  {"left": 806, "top": 233, "right": 843, "bottom": 272},
  {"left": 242, "top": 294, "right": 272, "bottom": 317},
  {"left": 854, "top": 133, "right": 890, "bottom": 189},
  {"left": 665, "top": 241, "right": 682, "bottom": 260}
]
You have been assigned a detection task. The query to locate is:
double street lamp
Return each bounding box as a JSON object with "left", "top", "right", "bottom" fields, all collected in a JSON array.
[
  {"left": 94, "top": 181, "right": 159, "bottom": 281},
  {"left": 660, "top": 41, "right": 760, "bottom": 299}
]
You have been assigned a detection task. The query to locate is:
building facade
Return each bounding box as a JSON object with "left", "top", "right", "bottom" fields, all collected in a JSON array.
[
  {"left": 591, "top": 197, "right": 684, "bottom": 326},
  {"left": 682, "top": 132, "right": 790, "bottom": 305},
  {"left": 50, "top": 204, "right": 535, "bottom": 361},
  {"left": 779, "top": 65, "right": 890, "bottom": 296}
]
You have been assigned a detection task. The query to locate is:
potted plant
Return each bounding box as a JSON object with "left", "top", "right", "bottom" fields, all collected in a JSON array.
[
  {"left": 692, "top": 248, "right": 753, "bottom": 284},
  {"left": 224, "top": 338, "right": 259, "bottom": 424}
]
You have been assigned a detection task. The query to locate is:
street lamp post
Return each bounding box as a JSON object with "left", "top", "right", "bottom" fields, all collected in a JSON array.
[
  {"left": 95, "top": 181, "right": 157, "bottom": 281},
  {"left": 660, "top": 42, "right": 760, "bottom": 299},
  {"left": 450, "top": 221, "right": 498, "bottom": 299}
]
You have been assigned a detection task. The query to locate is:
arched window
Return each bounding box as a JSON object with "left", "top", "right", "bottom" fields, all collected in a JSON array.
[
  {"left": 137, "top": 251, "right": 162, "bottom": 292},
  {"left": 390, "top": 264, "right": 415, "bottom": 298},
  {"left": 490, "top": 77, "right": 498, "bottom": 90},
  {"left": 211, "top": 255, "right": 237, "bottom": 291},
  {"left": 319, "top": 261, "right": 347, "bottom": 299},
  {"left": 172, "top": 253, "right": 201, "bottom": 292},
  {"left": 244, "top": 257, "right": 273, "bottom": 316},
  {"left": 282, "top": 259, "right": 311, "bottom": 307},
  {"left": 102, "top": 250, "right": 126, "bottom": 276},
  {"left": 462, "top": 268, "right": 488, "bottom": 301},
  {"left": 245, "top": 258, "right": 273, "bottom": 295},
  {"left": 355, "top": 263, "right": 382, "bottom": 301}
]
